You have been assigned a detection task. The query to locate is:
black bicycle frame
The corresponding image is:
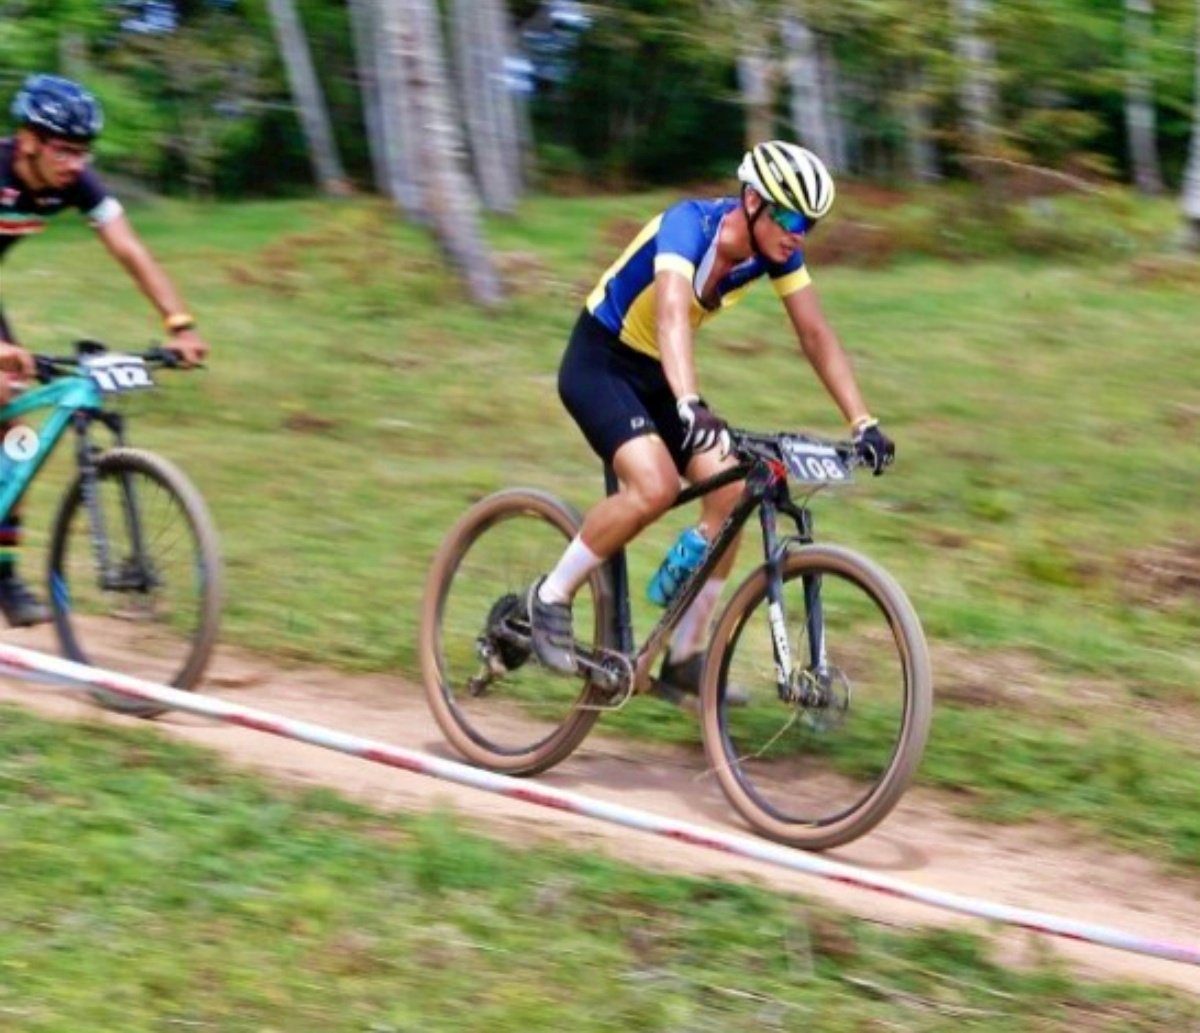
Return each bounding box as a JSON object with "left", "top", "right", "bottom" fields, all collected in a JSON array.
[{"left": 602, "top": 456, "right": 820, "bottom": 696}]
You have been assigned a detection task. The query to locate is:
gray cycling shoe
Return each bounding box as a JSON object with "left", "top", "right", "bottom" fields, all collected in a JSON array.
[
  {"left": 0, "top": 573, "right": 50, "bottom": 628},
  {"left": 654, "top": 652, "right": 749, "bottom": 708},
  {"left": 527, "top": 578, "right": 577, "bottom": 675}
]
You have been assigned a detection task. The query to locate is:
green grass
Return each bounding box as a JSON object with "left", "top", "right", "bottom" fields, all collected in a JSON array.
[
  {"left": 0, "top": 705, "right": 1195, "bottom": 1031},
  {"left": 3, "top": 187, "right": 1198, "bottom": 868}
]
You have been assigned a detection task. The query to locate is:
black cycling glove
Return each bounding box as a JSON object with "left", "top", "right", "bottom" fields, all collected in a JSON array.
[
  {"left": 677, "top": 395, "right": 730, "bottom": 456},
  {"left": 852, "top": 417, "right": 895, "bottom": 476}
]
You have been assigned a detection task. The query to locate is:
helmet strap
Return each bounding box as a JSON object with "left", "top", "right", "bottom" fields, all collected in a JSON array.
[{"left": 740, "top": 185, "right": 768, "bottom": 260}]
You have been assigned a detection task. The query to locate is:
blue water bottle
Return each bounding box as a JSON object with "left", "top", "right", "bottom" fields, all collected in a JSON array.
[{"left": 647, "top": 526, "right": 708, "bottom": 607}]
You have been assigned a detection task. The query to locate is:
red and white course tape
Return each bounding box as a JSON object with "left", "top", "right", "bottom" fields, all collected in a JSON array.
[{"left": 0, "top": 641, "right": 1196, "bottom": 968}]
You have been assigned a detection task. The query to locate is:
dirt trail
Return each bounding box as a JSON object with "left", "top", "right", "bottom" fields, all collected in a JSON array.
[{"left": 1, "top": 631, "right": 1198, "bottom": 997}]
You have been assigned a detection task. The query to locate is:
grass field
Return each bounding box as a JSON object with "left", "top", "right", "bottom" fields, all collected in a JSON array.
[
  {"left": 1, "top": 186, "right": 1197, "bottom": 879},
  {"left": 1, "top": 705, "right": 1195, "bottom": 1030}
]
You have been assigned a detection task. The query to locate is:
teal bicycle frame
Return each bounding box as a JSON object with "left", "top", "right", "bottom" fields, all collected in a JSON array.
[{"left": 0, "top": 372, "right": 112, "bottom": 518}]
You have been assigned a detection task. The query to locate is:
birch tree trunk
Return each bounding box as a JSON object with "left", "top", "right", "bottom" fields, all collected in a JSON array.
[
  {"left": 348, "top": 0, "right": 388, "bottom": 195},
  {"left": 817, "top": 37, "right": 849, "bottom": 173},
  {"left": 1183, "top": 0, "right": 1200, "bottom": 249},
  {"left": 951, "top": 0, "right": 999, "bottom": 155},
  {"left": 901, "top": 62, "right": 940, "bottom": 182},
  {"left": 781, "top": 12, "right": 836, "bottom": 165},
  {"left": 451, "top": 0, "right": 522, "bottom": 213},
  {"left": 381, "top": 0, "right": 502, "bottom": 305},
  {"left": 1124, "top": 0, "right": 1164, "bottom": 194},
  {"left": 265, "top": 0, "right": 349, "bottom": 196},
  {"left": 374, "top": 0, "right": 423, "bottom": 218},
  {"left": 737, "top": 43, "right": 775, "bottom": 148}
]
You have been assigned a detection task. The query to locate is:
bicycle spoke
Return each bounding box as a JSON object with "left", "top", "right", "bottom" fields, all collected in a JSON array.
[
  {"left": 422, "top": 490, "right": 611, "bottom": 774},
  {"left": 703, "top": 545, "right": 930, "bottom": 849}
]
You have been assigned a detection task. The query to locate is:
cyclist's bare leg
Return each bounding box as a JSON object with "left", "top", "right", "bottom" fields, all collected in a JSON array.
[
  {"left": 574, "top": 434, "right": 680, "bottom": 562},
  {"left": 529, "top": 434, "right": 679, "bottom": 672}
]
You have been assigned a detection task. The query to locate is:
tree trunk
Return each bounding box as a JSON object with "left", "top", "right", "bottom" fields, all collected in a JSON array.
[
  {"left": 734, "top": 40, "right": 772, "bottom": 146},
  {"left": 951, "top": 0, "right": 999, "bottom": 155},
  {"left": 373, "top": 0, "right": 423, "bottom": 217},
  {"left": 347, "top": 0, "right": 389, "bottom": 195},
  {"left": 1183, "top": 0, "right": 1200, "bottom": 249},
  {"left": 781, "top": 13, "right": 836, "bottom": 166},
  {"left": 1125, "top": 0, "right": 1164, "bottom": 194},
  {"left": 451, "top": 0, "right": 522, "bottom": 213},
  {"left": 812, "top": 36, "right": 849, "bottom": 173},
  {"left": 901, "top": 61, "right": 940, "bottom": 182},
  {"left": 737, "top": 43, "right": 775, "bottom": 148},
  {"left": 381, "top": 0, "right": 503, "bottom": 306},
  {"left": 264, "top": 0, "right": 349, "bottom": 196}
]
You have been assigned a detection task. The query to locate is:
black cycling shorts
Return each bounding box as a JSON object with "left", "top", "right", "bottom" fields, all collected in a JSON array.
[{"left": 558, "top": 310, "right": 690, "bottom": 475}]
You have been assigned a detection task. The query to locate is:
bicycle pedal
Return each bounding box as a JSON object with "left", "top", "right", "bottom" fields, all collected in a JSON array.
[
  {"left": 646, "top": 677, "right": 701, "bottom": 716},
  {"left": 575, "top": 647, "right": 635, "bottom": 712}
]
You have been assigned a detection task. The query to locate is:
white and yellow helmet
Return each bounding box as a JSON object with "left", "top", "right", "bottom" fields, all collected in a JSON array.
[{"left": 737, "top": 140, "right": 835, "bottom": 223}]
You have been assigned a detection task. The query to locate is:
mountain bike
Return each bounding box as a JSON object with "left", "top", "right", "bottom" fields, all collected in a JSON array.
[
  {"left": 420, "top": 428, "right": 932, "bottom": 850},
  {"left": 0, "top": 340, "right": 223, "bottom": 717}
]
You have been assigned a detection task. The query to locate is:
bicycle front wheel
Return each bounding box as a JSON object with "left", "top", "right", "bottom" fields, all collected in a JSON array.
[
  {"left": 701, "top": 544, "right": 931, "bottom": 850},
  {"left": 48, "top": 447, "right": 223, "bottom": 717},
  {"left": 420, "top": 488, "right": 615, "bottom": 775}
]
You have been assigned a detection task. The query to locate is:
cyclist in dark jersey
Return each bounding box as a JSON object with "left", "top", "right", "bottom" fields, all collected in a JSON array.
[
  {"left": 529, "top": 141, "right": 896, "bottom": 701},
  {"left": 0, "top": 74, "right": 210, "bottom": 626}
]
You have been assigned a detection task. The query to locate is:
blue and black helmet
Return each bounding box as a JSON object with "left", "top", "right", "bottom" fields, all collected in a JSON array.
[{"left": 11, "top": 73, "right": 103, "bottom": 142}]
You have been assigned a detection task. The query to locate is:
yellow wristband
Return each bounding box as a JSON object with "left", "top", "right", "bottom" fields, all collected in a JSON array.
[{"left": 164, "top": 313, "right": 195, "bottom": 334}]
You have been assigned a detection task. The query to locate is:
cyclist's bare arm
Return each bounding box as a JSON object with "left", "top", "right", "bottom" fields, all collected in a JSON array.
[
  {"left": 783, "top": 284, "right": 870, "bottom": 427},
  {"left": 95, "top": 215, "right": 210, "bottom": 365},
  {"left": 0, "top": 341, "right": 35, "bottom": 377},
  {"left": 654, "top": 269, "right": 700, "bottom": 399}
]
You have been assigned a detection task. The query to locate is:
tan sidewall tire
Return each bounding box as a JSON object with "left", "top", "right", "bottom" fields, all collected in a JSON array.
[
  {"left": 419, "top": 488, "right": 614, "bottom": 776},
  {"left": 700, "top": 544, "right": 932, "bottom": 850},
  {"left": 48, "top": 447, "right": 224, "bottom": 718}
]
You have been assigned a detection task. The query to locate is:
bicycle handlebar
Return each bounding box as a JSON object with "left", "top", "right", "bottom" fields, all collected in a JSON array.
[
  {"left": 727, "top": 427, "right": 861, "bottom": 469},
  {"left": 33, "top": 343, "right": 187, "bottom": 384}
]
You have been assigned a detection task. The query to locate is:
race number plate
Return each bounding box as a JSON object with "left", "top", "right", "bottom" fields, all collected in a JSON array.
[
  {"left": 82, "top": 353, "right": 155, "bottom": 393},
  {"left": 780, "top": 437, "right": 852, "bottom": 484}
]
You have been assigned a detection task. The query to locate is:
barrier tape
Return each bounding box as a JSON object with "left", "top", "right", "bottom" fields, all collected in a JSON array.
[{"left": 0, "top": 641, "right": 1196, "bottom": 969}]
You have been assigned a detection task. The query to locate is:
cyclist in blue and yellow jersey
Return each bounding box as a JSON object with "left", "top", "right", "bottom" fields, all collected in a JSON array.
[
  {"left": 0, "top": 73, "right": 210, "bottom": 627},
  {"left": 529, "top": 140, "right": 895, "bottom": 702}
]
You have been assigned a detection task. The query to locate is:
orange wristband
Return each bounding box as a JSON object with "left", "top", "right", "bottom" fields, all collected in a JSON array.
[{"left": 164, "top": 313, "right": 195, "bottom": 334}]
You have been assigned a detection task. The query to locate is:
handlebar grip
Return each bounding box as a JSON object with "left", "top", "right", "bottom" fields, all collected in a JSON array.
[{"left": 144, "top": 346, "right": 179, "bottom": 368}]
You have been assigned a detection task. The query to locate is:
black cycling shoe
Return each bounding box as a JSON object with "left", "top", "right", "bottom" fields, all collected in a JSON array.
[
  {"left": 0, "top": 573, "right": 51, "bottom": 628},
  {"left": 653, "top": 652, "right": 749, "bottom": 709},
  {"left": 527, "top": 578, "right": 577, "bottom": 674}
]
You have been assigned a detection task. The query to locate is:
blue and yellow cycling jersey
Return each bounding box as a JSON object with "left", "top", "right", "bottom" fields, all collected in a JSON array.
[{"left": 585, "top": 197, "right": 811, "bottom": 359}]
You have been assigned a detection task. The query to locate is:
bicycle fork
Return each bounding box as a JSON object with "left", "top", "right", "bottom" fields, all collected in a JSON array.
[
  {"left": 74, "top": 413, "right": 150, "bottom": 594},
  {"left": 762, "top": 500, "right": 827, "bottom": 703}
]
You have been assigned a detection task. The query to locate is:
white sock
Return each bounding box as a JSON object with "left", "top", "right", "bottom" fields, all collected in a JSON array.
[
  {"left": 669, "top": 577, "right": 725, "bottom": 661},
  {"left": 539, "top": 535, "right": 604, "bottom": 604}
]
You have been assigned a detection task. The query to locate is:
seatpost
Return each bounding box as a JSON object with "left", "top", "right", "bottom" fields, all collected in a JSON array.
[{"left": 603, "top": 463, "right": 636, "bottom": 654}]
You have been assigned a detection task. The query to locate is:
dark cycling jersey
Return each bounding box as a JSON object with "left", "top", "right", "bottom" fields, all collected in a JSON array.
[
  {"left": 0, "top": 137, "right": 124, "bottom": 339},
  {"left": 585, "top": 197, "right": 812, "bottom": 359}
]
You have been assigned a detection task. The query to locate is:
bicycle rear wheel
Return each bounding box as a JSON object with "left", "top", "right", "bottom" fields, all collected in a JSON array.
[
  {"left": 47, "top": 447, "right": 223, "bottom": 717},
  {"left": 701, "top": 544, "right": 931, "bottom": 850},
  {"left": 420, "top": 488, "right": 615, "bottom": 775}
]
